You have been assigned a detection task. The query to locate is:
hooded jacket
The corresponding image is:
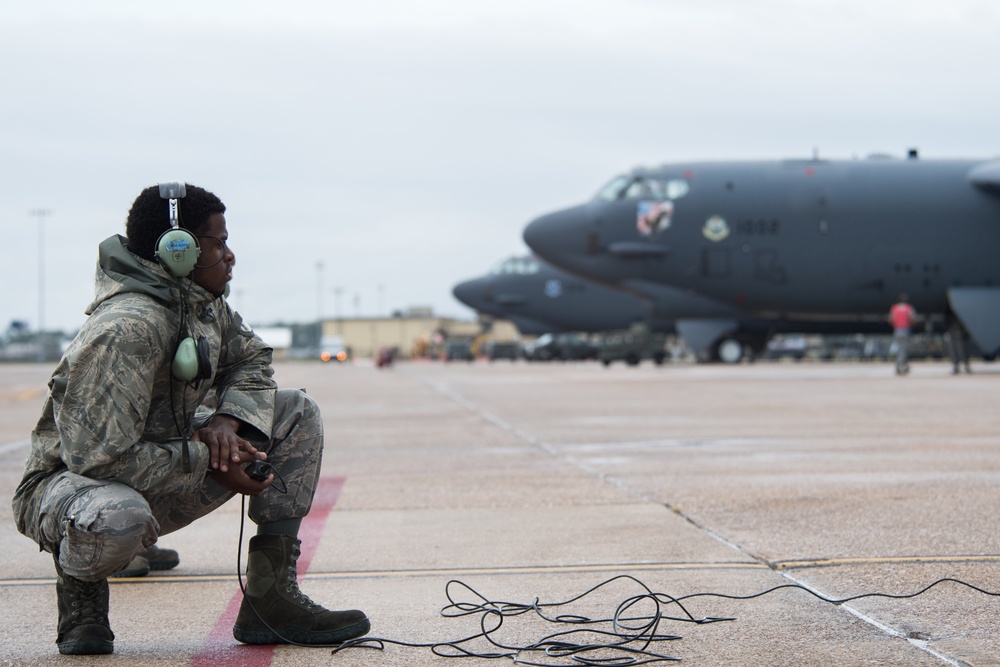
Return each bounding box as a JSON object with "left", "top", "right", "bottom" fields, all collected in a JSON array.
[{"left": 13, "top": 235, "right": 276, "bottom": 541}]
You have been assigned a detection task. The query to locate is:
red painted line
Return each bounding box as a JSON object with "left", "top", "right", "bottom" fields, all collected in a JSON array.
[{"left": 189, "top": 476, "right": 346, "bottom": 667}]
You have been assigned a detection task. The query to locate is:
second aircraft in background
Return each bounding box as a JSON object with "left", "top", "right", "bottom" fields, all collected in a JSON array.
[{"left": 453, "top": 254, "right": 891, "bottom": 362}]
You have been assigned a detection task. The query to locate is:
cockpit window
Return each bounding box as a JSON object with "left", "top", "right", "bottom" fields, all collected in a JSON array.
[
  {"left": 624, "top": 180, "right": 650, "bottom": 199},
  {"left": 593, "top": 175, "right": 631, "bottom": 201},
  {"left": 489, "top": 256, "right": 540, "bottom": 275},
  {"left": 665, "top": 179, "right": 689, "bottom": 199},
  {"left": 593, "top": 174, "right": 689, "bottom": 201}
]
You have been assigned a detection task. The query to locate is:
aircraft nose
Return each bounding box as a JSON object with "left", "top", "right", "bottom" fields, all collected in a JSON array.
[
  {"left": 452, "top": 278, "right": 487, "bottom": 310},
  {"left": 523, "top": 205, "right": 591, "bottom": 270}
]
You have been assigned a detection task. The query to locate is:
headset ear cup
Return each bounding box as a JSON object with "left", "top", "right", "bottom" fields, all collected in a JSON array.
[
  {"left": 156, "top": 228, "right": 201, "bottom": 277},
  {"left": 172, "top": 337, "right": 200, "bottom": 381},
  {"left": 172, "top": 336, "right": 212, "bottom": 382}
]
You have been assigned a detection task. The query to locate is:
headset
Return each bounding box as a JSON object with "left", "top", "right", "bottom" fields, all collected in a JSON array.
[
  {"left": 155, "top": 182, "right": 199, "bottom": 277},
  {"left": 156, "top": 182, "right": 212, "bottom": 383}
]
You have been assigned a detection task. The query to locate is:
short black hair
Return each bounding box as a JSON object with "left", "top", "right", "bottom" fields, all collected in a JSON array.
[{"left": 125, "top": 184, "right": 226, "bottom": 262}]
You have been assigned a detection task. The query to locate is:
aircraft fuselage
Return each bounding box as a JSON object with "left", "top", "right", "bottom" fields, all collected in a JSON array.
[{"left": 525, "top": 158, "right": 1000, "bottom": 320}]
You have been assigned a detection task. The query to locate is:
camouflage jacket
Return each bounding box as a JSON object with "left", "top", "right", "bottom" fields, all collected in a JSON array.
[{"left": 12, "top": 235, "right": 276, "bottom": 541}]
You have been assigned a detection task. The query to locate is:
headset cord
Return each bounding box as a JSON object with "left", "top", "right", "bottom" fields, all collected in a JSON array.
[
  {"left": 168, "top": 277, "right": 199, "bottom": 473},
  {"left": 332, "top": 573, "right": 1000, "bottom": 665}
]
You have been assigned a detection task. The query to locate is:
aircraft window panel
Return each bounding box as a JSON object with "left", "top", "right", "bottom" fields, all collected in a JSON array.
[
  {"left": 593, "top": 175, "right": 630, "bottom": 201},
  {"left": 644, "top": 180, "right": 666, "bottom": 199},
  {"left": 666, "top": 179, "right": 689, "bottom": 199},
  {"left": 594, "top": 174, "right": 689, "bottom": 201},
  {"left": 490, "top": 257, "right": 534, "bottom": 275},
  {"left": 624, "top": 180, "right": 647, "bottom": 199}
]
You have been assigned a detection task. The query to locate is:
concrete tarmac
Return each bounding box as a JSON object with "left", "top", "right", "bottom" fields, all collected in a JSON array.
[{"left": 0, "top": 358, "right": 997, "bottom": 666}]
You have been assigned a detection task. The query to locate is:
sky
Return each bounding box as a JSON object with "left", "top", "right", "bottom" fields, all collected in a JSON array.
[{"left": 2, "top": 0, "right": 999, "bottom": 333}]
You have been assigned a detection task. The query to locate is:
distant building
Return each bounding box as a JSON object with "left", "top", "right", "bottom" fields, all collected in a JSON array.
[{"left": 320, "top": 313, "right": 519, "bottom": 359}]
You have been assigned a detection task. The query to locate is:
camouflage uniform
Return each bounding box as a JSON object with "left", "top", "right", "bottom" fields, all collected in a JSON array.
[{"left": 12, "top": 235, "right": 322, "bottom": 581}]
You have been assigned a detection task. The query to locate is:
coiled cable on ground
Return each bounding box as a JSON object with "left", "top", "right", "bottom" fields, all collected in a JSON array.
[{"left": 331, "top": 574, "right": 999, "bottom": 665}]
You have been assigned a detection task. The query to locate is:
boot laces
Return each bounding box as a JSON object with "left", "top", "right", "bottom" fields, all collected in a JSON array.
[
  {"left": 67, "top": 579, "right": 109, "bottom": 625},
  {"left": 282, "top": 543, "right": 324, "bottom": 610}
]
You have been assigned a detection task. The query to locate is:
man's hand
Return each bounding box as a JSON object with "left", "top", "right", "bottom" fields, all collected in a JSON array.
[
  {"left": 193, "top": 414, "right": 273, "bottom": 495},
  {"left": 207, "top": 450, "right": 274, "bottom": 495}
]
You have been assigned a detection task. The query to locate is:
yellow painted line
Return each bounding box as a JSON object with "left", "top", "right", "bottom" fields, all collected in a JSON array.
[
  {"left": 8, "top": 557, "right": 994, "bottom": 586},
  {"left": 15, "top": 388, "right": 45, "bottom": 401},
  {"left": 0, "top": 561, "right": 765, "bottom": 587},
  {"left": 9, "top": 555, "right": 998, "bottom": 588},
  {"left": 774, "top": 555, "right": 1000, "bottom": 570}
]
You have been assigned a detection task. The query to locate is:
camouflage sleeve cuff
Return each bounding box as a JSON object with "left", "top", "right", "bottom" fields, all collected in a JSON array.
[{"left": 215, "top": 390, "right": 275, "bottom": 445}]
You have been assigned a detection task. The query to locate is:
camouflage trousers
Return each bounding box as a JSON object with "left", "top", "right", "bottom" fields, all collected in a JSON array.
[{"left": 36, "top": 389, "right": 323, "bottom": 581}]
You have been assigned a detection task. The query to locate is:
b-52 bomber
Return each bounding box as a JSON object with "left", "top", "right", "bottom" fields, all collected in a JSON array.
[
  {"left": 523, "top": 152, "right": 1000, "bottom": 358},
  {"left": 452, "top": 255, "right": 664, "bottom": 335},
  {"left": 454, "top": 255, "right": 891, "bottom": 362}
]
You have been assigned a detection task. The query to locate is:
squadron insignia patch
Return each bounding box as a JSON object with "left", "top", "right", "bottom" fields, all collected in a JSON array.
[{"left": 702, "top": 215, "right": 730, "bottom": 242}]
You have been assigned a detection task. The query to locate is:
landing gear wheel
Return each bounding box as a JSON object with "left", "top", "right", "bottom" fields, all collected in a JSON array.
[{"left": 717, "top": 338, "right": 744, "bottom": 364}]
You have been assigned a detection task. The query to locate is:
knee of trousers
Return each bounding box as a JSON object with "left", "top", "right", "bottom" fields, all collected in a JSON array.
[
  {"left": 272, "top": 388, "right": 324, "bottom": 445},
  {"left": 249, "top": 390, "right": 325, "bottom": 525},
  {"left": 41, "top": 476, "right": 159, "bottom": 581}
]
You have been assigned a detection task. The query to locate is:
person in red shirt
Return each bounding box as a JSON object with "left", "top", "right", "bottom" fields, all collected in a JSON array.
[{"left": 889, "top": 294, "right": 918, "bottom": 375}]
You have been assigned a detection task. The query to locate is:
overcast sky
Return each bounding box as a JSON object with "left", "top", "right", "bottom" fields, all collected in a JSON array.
[{"left": 2, "top": 0, "right": 999, "bottom": 333}]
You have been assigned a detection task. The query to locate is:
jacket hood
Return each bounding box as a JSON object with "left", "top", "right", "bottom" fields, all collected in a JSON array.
[{"left": 86, "top": 235, "right": 214, "bottom": 315}]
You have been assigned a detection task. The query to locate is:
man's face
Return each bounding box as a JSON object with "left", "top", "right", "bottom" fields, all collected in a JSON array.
[{"left": 191, "top": 213, "right": 234, "bottom": 298}]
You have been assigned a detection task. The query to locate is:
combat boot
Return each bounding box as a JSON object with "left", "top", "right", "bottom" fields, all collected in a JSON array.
[
  {"left": 110, "top": 543, "right": 181, "bottom": 578},
  {"left": 233, "top": 534, "right": 369, "bottom": 645},
  {"left": 54, "top": 556, "right": 114, "bottom": 655},
  {"left": 144, "top": 543, "right": 180, "bottom": 571},
  {"left": 110, "top": 552, "right": 150, "bottom": 578}
]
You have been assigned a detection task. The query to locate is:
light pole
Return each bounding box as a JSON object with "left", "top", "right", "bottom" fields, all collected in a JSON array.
[{"left": 29, "top": 208, "right": 52, "bottom": 361}]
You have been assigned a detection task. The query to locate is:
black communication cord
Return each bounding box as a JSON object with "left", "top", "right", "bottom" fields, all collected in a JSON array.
[
  {"left": 167, "top": 243, "right": 229, "bottom": 449},
  {"left": 168, "top": 277, "right": 199, "bottom": 473},
  {"left": 330, "top": 573, "right": 1000, "bottom": 666}
]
